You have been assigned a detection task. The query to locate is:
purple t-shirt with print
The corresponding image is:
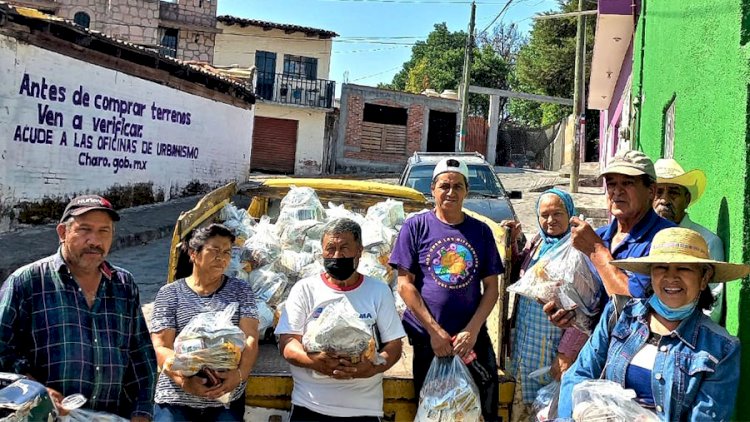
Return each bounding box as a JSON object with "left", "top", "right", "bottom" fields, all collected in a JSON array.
[{"left": 389, "top": 210, "right": 503, "bottom": 340}]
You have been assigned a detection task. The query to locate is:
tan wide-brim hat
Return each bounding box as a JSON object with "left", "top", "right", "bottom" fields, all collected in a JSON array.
[
  {"left": 611, "top": 227, "right": 750, "bottom": 283},
  {"left": 654, "top": 158, "right": 707, "bottom": 206}
]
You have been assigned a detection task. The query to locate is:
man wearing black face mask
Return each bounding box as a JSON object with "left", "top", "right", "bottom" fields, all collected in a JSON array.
[{"left": 275, "top": 218, "right": 406, "bottom": 421}]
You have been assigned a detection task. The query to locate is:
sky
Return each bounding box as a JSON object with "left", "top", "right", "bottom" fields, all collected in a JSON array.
[{"left": 216, "top": 0, "right": 561, "bottom": 87}]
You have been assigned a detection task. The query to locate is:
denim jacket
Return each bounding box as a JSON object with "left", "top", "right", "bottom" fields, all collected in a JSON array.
[{"left": 558, "top": 299, "right": 740, "bottom": 421}]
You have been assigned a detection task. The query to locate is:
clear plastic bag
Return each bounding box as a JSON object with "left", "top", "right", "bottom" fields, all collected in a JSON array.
[
  {"left": 366, "top": 199, "right": 405, "bottom": 229},
  {"left": 219, "top": 203, "right": 256, "bottom": 241},
  {"left": 325, "top": 203, "right": 367, "bottom": 226},
  {"left": 277, "top": 187, "right": 325, "bottom": 231},
  {"left": 241, "top": 216, "right": 281, "bottom": 268},
  {"left": 164, "top": 303, "right": 246, "bottom": 377},
  {"left": 278, "top": 250, "right": 317, "bottom": 277},
  {"left": 280, "top": 220, "right": 325, "bottom": 252},
  {"left": 256, "top": 300, "right": 275, "bottom": 333},
  {"left": 572, "top": 380, "right": 659, "bottom": 422},
  {"left": 415, "top": 356, "right": 482, "bottom": 422},
  {"left": 507, "top": 235, "right": 602, "bottom": 333},
  {"left": 302, "top": 298, "right": 382, "bottom": 364},
  {"left": 357, "top": 252, "right": 393, "bottom": 284},
  {"left": 246, "top": 266, "right": 289, "bottom": 307}
]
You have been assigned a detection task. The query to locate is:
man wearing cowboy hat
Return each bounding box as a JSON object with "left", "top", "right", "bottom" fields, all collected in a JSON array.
[{"left": 653, "top": 158, "right": 725, "bottom": 322}]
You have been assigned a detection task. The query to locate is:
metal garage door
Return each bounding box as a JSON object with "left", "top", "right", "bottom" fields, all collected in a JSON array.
[{"left": 251, "top": 116, "right": 298, "bottom": 173}]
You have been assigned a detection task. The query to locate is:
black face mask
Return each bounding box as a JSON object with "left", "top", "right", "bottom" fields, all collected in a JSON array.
[{"left": 324, "top": 257, "right": 357, "bottom": 281}]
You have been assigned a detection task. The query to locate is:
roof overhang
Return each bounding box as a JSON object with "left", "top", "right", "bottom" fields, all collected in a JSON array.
[{"left": 588, "top": 1, "right": 635, "bottom": 110}]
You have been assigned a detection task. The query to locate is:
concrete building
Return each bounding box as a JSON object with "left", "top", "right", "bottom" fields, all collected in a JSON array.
[
  {"left": 9, "top": 0, "right": 219, "bottom": 62},
  {"left": 214, "top": 16, "right": 337, "bottom": 175}
]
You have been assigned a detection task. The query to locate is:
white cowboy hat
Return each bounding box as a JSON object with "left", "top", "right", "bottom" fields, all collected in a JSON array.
[
  {"left": 611, "top": 227, "right": 750, "bottom": 283},
  {"left": 654, "top": 159, "right": 707, "bottom": 206}
]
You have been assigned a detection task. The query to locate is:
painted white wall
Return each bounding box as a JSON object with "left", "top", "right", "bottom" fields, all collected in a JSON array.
[
  {"left": 214, "top": 24, "right": 333, "bottom": 79},
  {"left": 0, "top": 34, "right": 254, "bottom": 206},
  {"left": 255, "top": 103, "right": 327, "bottom": 175}
]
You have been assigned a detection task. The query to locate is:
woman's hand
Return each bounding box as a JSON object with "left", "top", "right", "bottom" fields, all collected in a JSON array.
[
  {"left": 501, "top": 220, "right": 522, "bottom": 243},
  {"left": 179, "top": 374, "right": 225, "bottom": 399},
  {"left": 214, "top": 369, "right": 243, "bottom": 396}
]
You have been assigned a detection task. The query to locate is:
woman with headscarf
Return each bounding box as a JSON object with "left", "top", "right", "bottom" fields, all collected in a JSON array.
[{"left": 502, "top": 188, "right": 584, "bottom": 420}]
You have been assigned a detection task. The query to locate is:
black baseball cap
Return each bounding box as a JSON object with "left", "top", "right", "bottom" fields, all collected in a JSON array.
[{"left": 60, "top": 195, "right": 120, "bottom": 223}]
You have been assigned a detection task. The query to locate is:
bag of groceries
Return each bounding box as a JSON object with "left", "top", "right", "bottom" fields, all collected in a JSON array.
[
  {"left": 302, "top": 298, "right": 383, "bottom": 365},
  {"left": 415, "top": 356, "right": 482, "bottom": 422},
  {"left": 164, "top": 303, "right": 246, "bottom": 377},
  {"left": 572, "top": 380, "right": 659, "bottom": 422},
  {"left": 507, "top": 235, "right": 602, "bottom": 333}
]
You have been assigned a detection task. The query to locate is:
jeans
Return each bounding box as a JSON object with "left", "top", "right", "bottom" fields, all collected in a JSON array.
[
  {"left": 154, "top": 397, "right": 245, "bottom": 422},
  {"left": 289, "top": 405, "right": 382, "bottom": 422},
  {"left": 411, "top": 327, "right": 499, "bottom": 422}
]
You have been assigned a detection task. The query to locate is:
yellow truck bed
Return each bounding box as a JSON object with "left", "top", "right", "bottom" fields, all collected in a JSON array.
[{"left": 167, "top": 180, "right": 515, "bottom": 421}]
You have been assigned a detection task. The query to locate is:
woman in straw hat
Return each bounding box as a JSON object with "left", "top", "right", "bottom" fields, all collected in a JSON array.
[{"left": 557, "top": 227, "right": 749, "bottom": 421}]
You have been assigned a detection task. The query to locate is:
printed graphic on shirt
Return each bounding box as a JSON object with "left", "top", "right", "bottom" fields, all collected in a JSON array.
[{"left": 426, "top": 237, "right": 478, "bottom": 289}]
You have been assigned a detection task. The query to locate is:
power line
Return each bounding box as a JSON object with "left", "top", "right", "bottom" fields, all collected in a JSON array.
[
  {"left": 479, "top": 0, "right": 515, "bottom": 34},
  {"left": 351, "top": 65, "right": 402, "bottom": 82},
  {"left": 319, "top": 0, "right": 507, "bottom": 3}
]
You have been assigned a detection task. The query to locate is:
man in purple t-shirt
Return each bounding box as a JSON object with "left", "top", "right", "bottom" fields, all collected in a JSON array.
[{"left": 389, "top": 157, "right": 503, "bottom": 422}]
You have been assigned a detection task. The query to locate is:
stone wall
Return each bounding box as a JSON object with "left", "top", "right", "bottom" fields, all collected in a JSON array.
[
  {"left": 177, "top": 29, "right": 215, "bottom": 62},
  {"left": 56, "top": 0, "right": 160, "bottom": 46}
]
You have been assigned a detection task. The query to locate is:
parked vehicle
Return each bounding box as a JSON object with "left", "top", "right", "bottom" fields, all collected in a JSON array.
[
  {"left": 398, "top": 152, "right": 522, "bottom": 224},
  {"left": 166, "top": 179, "right": 516, "bottom": 421}
]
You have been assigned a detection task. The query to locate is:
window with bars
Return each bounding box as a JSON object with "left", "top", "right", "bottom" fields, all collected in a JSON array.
[
  {"left": 73, "top": 12, "right": 90, "bottom": 29},
  {"left": 159, "top": 28, "right": 179, "bottom": 58},
  {"left": 283, "top": 55, "right": 318, "bottom": 80}
]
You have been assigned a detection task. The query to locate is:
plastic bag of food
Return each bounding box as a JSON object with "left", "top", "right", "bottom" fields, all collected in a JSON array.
[
  {"left": 224, "top": 247, "right": 251, "bottom": 280},
  {"left": 241, "top": 216, "right": 281, "bottom": 267},
  {"left": 507, "top": 235, "right": 602, "bottom": 333},
  {"left": 246, "top": 266, "right": 288, "bottom": 307},
  {"left": 278, "top": 250, "right": 317, "bottom": 276},
  {"left": 572, "top": 380, "right": 659, "bottom": 422},
  {"left": 219, "top": 203, "right": 256, "bottom": 241},
  {"left": 164, "top": 303, "right": 246, "bottom": 377},
  {"left": 528, "top": 367, "right": 559, "bottom": 422},
  {"left": 302, "top": 298, "right": 382, "bottom": 364},
  {"left": 415, "top": 356, "right": 482, "bottom": 422},
  {"left": 277, "top": 187, "right": 325, "bottom": 232},
  {"left": 256, "top": 300, "right": 275, "bottom": 333},
  {"left": 357, "top": 252, "right": 393, "bottom": 284},
  {"left": 366, "top": 199, "right": 405, "bottom": 229},
  {"left": 280, "top": 220, "right": 325, "bottom": 252},
  {"left": 325, "top": 203, "right": 366, "bottom": 226},
  {"left": 298, "top": 261, "right": 325, "bottom": 280}
]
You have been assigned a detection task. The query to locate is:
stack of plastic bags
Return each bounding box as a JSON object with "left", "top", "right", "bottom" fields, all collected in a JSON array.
[
  {"left": 415, "top": 356, "right": 482, "bottom": 422},
  {"left": 507, "top": 235, "right": 602, "bottom": 333},
  {"left": 217, "top": 186, "right": 412, "bottom": 334}
]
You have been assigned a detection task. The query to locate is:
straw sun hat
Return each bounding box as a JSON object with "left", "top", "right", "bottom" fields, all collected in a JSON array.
[
  {"left": 611, "top": 227, "right": 750, "bottom": 283},
  {"left": 654, "top": 158, "right": 707, "bottom": 206}
]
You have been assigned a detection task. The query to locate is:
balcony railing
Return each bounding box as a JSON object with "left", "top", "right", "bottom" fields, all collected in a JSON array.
[{"left": 255, "top": 72, "right": 335, "bottom": 109}]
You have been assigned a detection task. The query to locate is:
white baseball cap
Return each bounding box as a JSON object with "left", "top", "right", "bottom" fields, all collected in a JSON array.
[{"left": 432, "top": 157, "right": 469, "bottom": 182}]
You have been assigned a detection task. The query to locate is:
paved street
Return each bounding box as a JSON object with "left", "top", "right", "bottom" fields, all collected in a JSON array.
[{"left": 107, "top": 236, "right": 171, "bottom": 304}]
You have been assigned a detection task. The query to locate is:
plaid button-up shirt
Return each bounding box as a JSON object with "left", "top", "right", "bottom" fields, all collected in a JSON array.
[{"left": 0, "top": 251, "right": 157, "bottom": 419}]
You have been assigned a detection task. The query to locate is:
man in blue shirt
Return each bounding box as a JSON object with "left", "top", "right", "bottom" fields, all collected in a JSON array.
[{"left": 547, "top": 150, "right": 675, "bottom": 325}]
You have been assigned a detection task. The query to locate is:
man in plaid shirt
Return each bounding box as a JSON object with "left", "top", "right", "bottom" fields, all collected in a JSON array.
[{"left": 0, "top": 195, "right": 157, "bottom": 420}]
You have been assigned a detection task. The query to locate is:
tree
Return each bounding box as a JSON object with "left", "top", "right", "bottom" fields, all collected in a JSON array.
[
  {"left": 383, "top": 22, "right": 517, "bottom": 117},
  {"left": 509, "top": 0, "right": 596, "bottom": 127}
]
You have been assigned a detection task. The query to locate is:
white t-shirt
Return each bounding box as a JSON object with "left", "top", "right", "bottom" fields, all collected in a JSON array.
[{"left": 275, "top": 274, "right": 406, "bottom": 417}]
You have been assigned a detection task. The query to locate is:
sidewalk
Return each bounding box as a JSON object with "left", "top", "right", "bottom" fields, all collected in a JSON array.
[{"left": 0, "top": 195, "right": 203, "bottom": 281}]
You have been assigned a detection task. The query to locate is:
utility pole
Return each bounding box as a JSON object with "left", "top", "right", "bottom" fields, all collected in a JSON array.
[
  {"left": 457, "top": 1, "right": 476, "bottom": 152},
  {"left": 569, "top": 0, "right": 585, "bottom": 193}
]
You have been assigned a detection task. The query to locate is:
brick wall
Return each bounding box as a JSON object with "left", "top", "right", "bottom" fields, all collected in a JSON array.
[{"left": 342, "top": 94, "right": 425, "bottom": 164}]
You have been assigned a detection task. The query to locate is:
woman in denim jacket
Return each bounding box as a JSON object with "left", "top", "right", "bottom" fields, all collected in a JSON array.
[{"left": 558, "top": 227, "right": 749, "bottom": 421}]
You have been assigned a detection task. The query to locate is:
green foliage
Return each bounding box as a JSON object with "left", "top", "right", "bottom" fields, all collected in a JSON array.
[
  {"left": 387, "top": 22, "right": 517, "bottom": 116},
  {"left": 509, "top": 0, "right": 595, "bottom": 126}
]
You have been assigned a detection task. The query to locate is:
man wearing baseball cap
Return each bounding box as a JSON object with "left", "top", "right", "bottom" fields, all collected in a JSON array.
[
  {"left": 652, "top": 158, "right": 725, "bottom": 322},
  {"left": 0, "top": 195, "right": 156, "bottom": 420},
  {"left": 552, "top": 150, "right": 676, "bottom": 312},
  {"left": 390, "top": 157, "right": 503, "bottom": 421}
]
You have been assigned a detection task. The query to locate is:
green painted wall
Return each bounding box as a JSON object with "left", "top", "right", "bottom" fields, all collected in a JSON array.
[{"left": 633, "top": 0, "right": 750, "bottom": 416}]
